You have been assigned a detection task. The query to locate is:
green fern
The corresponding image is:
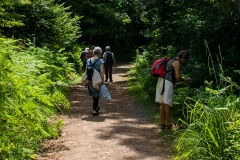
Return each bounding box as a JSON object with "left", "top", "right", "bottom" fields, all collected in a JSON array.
[{"left": 0, "top": 37, "right": 77, "bottom": 159}]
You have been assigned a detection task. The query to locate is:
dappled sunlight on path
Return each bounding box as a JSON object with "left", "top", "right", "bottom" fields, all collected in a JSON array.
[{"left": 37, "top": 63, "right": 173, "bottom": 160}]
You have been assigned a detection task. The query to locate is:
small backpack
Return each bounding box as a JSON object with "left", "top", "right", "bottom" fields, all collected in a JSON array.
[
  {"left": 151, "top": 57, "right": 176, "bottom": 95},
  {"left": 87, "top": 59, "right": 99, "bottom": 80},
  {"left": 105, "top": 52, "right": 114, "bottom": 64},
  {"left": 86, "top": 50, "right": 94, "bottom": 59},
  {"left": 151, "top": 57, "right": 172, "bottom": 77}
]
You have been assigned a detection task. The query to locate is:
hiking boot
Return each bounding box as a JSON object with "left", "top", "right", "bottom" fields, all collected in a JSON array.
[
  {"left": 165, "top": 125, "right": 172, "bottom": 130},
  {"left": 92, "top": 110, "right": 99, "bottom": 116},
  {"left": 96, "top": 106, "right": 100, "bottom": 113},
  {"left": 104, "top": 79, "right": 108, "bottom": 82},
  {"left": 109, "top": 80, "right": 113, "bottom": 82},
  {"left": 160, "top": 124, "right": 165, "bottom": 130}
]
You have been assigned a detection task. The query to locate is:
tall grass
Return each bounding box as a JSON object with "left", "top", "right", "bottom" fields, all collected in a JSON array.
[{"left": 175, "top": 40, "right": 240, "bottom": 160}]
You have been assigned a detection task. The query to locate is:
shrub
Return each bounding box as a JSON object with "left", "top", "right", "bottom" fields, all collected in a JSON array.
[
  {"left": 0, "top": 38, "right": 74, "bottom": 159},
  {"left": 175, "top": 43, "right": 240, "bottom": 160}
]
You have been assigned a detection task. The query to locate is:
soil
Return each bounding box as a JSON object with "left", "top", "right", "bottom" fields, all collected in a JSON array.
[{"left": 36, "top": 63, "right": 173, "bottom": 160}]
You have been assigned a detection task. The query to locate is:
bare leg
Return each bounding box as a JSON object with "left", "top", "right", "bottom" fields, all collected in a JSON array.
[
  {"left": 165, "top": 104, "right": 172, "bottom": 127},
  {"left": 160, "top": 102, "right": 165, "bottom": 127}
]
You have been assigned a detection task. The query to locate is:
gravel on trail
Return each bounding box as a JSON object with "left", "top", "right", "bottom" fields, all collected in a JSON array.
[{"left": 37, "top": 63, "right": 173, "bottom": 160}]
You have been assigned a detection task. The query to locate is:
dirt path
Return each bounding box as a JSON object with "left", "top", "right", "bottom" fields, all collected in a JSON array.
[{"left": 37, "top": 63, "right": 172, "bottom": 160}]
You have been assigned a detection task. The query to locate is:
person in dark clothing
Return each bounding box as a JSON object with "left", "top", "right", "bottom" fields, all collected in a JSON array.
[
  {"left": 103, "top": 46, "right": 116, "bottom": 82},
  {"left": 80, "top": 48, "right": 89, "bottom": 71}
]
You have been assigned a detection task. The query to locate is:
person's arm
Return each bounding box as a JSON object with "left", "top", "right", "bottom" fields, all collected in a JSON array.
[
  {"left": 85, "top": 62, "right": 88, "bottom": 72},
  {"left": 172, "top": 60, "right": 190, "bottom": 82},
  {"left": 112, "top": 53, "right": 117, "bottom": 66},
  {"left": 103, "top": 52, "right": 106, "bottom": 62},
  {"left": 100, "top": 63, "right": 105, "bottom": 83},
  {"left": 80, "top": 52, "right": 83, "bottom": 61},
  {"left": 85, "top": 53, "right": 88, "bottom": 61}
]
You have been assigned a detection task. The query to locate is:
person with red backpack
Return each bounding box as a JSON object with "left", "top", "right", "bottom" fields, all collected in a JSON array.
[
  {"left": 155, "top": 50, "right": 190, "bottom": 130},
  {"left": 103, "top": 46, "right": 116, "bottom": 82},
  {"left": 85, "top": 45, "right": 95, "bottom": 60}
]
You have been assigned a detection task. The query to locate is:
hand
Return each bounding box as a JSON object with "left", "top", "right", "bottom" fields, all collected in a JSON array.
[{"left": 101, "top": 80, "right": 105, "bottom": 85}]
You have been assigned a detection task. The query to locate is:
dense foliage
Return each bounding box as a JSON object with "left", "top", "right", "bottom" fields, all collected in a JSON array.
[
  {"left": 126, "top": 1, "right": 240, "bottom": 159},
  {"left": 1, "top": 0, "right": 81, "bottom": 49},
  {"left": 57, "top": 0, "right": 151, "bottom": 61},
  {"left": 0, "top": 38, "right": 77, "bottom": 159},
  {"left": 174, "top": 49, "right": 240, "bottom": 159},
  {"left": 0, "top": 0, "right": 81, "bottom": 158},
  {"left": 136, "top": 0, "right": 240, "bottom": 86},
  {"left": 0, "top": 0, "right": 240, "bottom": 159}
]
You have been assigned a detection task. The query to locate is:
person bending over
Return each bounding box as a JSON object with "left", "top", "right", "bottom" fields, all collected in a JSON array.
[{"left": 155, "top": 50, "right": 190, "bottom": 130}]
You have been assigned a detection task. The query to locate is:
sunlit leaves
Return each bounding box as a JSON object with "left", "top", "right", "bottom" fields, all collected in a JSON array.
[
  {"left": 0, "top": 0, "right": 30, "bottom": 28},
  {"left": 0, "top": 0, "right": 81, "bottom": 50},
  {"left": 0, "top": 38, "right": 73, "bottom": 159}
]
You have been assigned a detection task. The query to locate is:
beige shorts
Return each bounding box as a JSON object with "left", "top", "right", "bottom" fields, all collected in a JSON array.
[{"left": 155, "top": 78, "right": 174, "bottom": 107}]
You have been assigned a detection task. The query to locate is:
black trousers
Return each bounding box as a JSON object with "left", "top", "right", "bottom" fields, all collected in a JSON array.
[
  {"left": 104, "top": 63, "right": 113, "bottom": 81},
  {"left": 82, "top": 61, "right": 86, "bottom": 71},
  {"left": 92, "top": 97, "right": 99, "bottom": 110}
]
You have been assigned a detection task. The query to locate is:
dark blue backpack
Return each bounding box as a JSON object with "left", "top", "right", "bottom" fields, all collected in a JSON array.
[{"left": 105, "top": 52, "right": 114, "bottom": 64}]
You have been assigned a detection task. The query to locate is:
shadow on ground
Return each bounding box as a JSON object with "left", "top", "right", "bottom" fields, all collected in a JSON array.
[
  {"left": 64, "top": 64, "right": 174, "bottom": 159},
  {"left": 37, "top": 63, "right": 174, "bottom": 160}
]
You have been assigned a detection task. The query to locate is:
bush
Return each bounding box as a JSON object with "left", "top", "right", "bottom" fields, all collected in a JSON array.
[
  {"left": 175, "top": 47, "right": 240, "bottom": 160},
  {"left": 0, "top": 38, "right": 75, "bottom": 159},
  {"left": 175, "top": 83, "right": 240, "bottom": 160}
]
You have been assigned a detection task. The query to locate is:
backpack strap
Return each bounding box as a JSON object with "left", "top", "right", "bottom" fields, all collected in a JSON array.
[
  {"left": 161, "top": 78, "right": 166, "bottom": 95},
  {"left": 90, "top": 58, "right": 99, "bottom": 69},
  {"left": 165, "top": 58, "right": 178, "bottom": 73},
  {"left": 161, "top": 58, "right": 178, "bottom": 95}
]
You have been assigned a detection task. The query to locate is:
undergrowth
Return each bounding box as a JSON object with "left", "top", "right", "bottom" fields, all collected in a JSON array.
[
  {"left": 128, "top": 42, "right": 240, "bottom": 159},
  {"left": 0, "top": 38, "right": 80, "bottom": 159},
  {"left": 174, "top": 41, "right": 240, "bottom": 160}
]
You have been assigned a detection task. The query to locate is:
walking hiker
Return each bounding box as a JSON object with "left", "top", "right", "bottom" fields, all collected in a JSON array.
[
  {"left": 86, "top": 47, "right": 104, "bottom": 116},
  {"left": 103, "top": 46, "right": 116, "bottom": 82},
  {"left": 155, "top": 50, "right": 190, "bottom": 130},
  {"left": 80, "top": 48, "right": 89, "bottom": 71}
]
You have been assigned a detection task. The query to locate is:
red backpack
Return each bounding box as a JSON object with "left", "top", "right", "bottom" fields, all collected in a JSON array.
[
  {"left": 151, "top": 57, "right": 172, "bottom": 77},
  {"left": 86, "top": 49, "right": 94, "bottom": 59}
]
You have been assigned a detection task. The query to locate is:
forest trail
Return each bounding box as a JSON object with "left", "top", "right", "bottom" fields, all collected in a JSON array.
[{"left": 37, "top": 63, "right": 172, "bottom": 160}]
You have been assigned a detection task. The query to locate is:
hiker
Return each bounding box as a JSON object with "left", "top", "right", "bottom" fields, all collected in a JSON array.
[
  {"left": 155, "top": 50, "right": 190, "bottom": 130},
  {"left": 86, "top": 46, "right": 104, "bottom": 116},
  {"left": 86, "top": 45, "right": 95, "bottom": 60},
  {"left": 103, "top": 46, "right": 116, "bottom": 82},
  {"left": 80, "top": 48, "right": 89, "bottom": 71}
]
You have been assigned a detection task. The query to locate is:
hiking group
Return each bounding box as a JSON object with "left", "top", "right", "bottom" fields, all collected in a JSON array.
[
  {"left": 81, "top": 46, "right": 116, "bottom": 116},
  {"left": 81, "top": 47, "right": 190, "bottom": 130}
]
